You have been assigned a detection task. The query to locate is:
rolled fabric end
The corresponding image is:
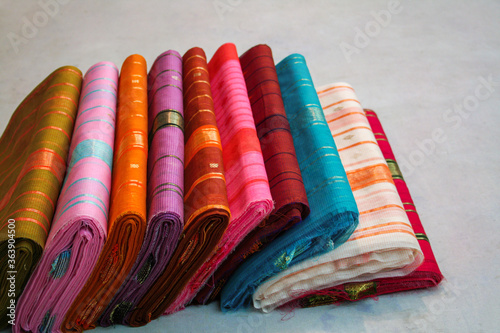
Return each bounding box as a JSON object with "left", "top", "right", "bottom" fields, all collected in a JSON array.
[{"left": 14, "top": 219, "right": 107, "bottom": 333}]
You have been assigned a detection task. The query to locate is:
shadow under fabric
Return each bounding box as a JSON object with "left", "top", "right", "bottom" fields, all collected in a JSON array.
[
  {"left": 129, "top": 43, "right": 274, "bottom": 323},
  {"left": 99, "top": 50, "right": 185, "bottom": 327},
  {"left": 195, "top": 44, "right": 310, "bottom": 304},
  {"left": 250, "top": 83, "right": 424, "bottom": 312},
  {"left": 126, "top": 47, "right": 230, "bottom": 326},
  {"left": 220, "top": 54, "right": 359, "bottom": 312},
  {"left": 14, "top": 62, "right": 118, "bottom": 333},
  {"left": 62, "top": 54, "right": 148, "bottom": 332},
  {"left": 291, "top": 108, "right": 443, "bottom": 308},
  {"left": 0, "top": 66, "right": 82, "bottom": 329}
]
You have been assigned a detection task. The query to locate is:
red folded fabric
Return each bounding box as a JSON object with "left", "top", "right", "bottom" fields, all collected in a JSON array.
[{"left": 287, "top": 109, "right": 444, "bottom": 308}]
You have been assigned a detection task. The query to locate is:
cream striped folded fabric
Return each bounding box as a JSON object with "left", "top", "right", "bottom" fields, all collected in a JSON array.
[{"left": 253, "top": 83, "right": 423, "bottom": 312}]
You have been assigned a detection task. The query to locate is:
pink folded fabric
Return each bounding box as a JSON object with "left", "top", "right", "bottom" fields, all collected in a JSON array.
[
  {"left": 144, "top": 43, "right": 273, "bottom": 318},
  {"left": 14, "top": 62, "right": 118, "bottom": 333}
]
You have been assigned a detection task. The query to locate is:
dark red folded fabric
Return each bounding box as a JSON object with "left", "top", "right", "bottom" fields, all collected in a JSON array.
[
  {"left": 287, "top": 109, "right": 444, "bottom": 308},
  {"left": 195, "top": 44, "right": 310, "bottom": 304}
]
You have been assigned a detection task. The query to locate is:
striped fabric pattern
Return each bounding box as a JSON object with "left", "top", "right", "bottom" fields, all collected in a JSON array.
[
  {"left": 100, "top": 50, "right": 185, "bottom": 327},
  {"left": 160, "top": 43, "right": 274, "bottom": 315},
  {"left": 251, "top": 83, "right": 424, "bottom": 312},
  {"left": 365, "top": 109, "right": 443, "bottom": 290},
  {"left": 14, "top": 62, "right": 118, "bottom": 333},
  {"left": 127, "top": 47, "right": 230, "bottom": 325},
  {"left": 221, "top": 54, "right": 359, "bottom": 312},
  {"left": 292, "top": 109, "right": 443, "bottom": 308},
  {"left": 63, "top": 55, "right": 149, "bottom": 332},
  {"left": 0, "top": 66, "right": 82, "bottom": 329},
  {"left": 196, "top": 44, "right": 310, "bottom": 304}
]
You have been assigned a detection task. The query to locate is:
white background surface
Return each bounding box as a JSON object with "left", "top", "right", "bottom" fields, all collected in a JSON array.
[{"left": 1, "top": 1, "right": 499, "bottom": 332}]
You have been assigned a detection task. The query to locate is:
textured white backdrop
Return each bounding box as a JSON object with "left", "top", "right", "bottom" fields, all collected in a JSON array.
[{"left": 0, "top": 1, "right": 499, "bottom": 332}]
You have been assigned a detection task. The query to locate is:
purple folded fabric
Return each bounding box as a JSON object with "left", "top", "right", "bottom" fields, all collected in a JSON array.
[
  {"left": 99, "top": 50, "right": 184, "bottom": 326},
  {"left": 14, "top": 62, "right": 118, "bottom": 333}
]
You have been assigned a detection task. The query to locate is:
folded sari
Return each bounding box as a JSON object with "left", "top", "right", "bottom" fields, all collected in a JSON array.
[
  {"left": 128, "top": 43, "right": 274, "bottom": 323},
  {"left": 196, "top": 44, "right": 310, "bottom": 304},
  {"left": 292, "top": 109, "right": 443, "bottom": 308},
  {"left": 99, "top": 50, "right": 185, "bottom": 327},
  {"left": 14, "top": 62, "right": 118, "bottom": 333},
  {"left": 62, "top": 54, "right": 148, "bottom": 332},
  {"left": 126, "top": 47, "right": 231, "bottom": 326},
  {"left": 0, "top": 66, "right": 82, "bottom": 329},
  {"left": 220, "top": 54, "right": 359, "bottom": 312},
  {"left": 250, "top": 83, "right": 424, "bottom": 312}
]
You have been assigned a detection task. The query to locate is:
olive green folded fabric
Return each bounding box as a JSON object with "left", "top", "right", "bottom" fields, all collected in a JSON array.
[{"left": 0, "top": 66, "right": 82, "bottom": 328}]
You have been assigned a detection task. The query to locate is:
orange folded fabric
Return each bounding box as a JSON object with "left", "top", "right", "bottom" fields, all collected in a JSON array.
[{"left": 62, "top": 55, "right": 148, "bottom": 332}]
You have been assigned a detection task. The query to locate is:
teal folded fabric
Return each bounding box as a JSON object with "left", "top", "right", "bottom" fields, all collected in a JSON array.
[{"left": 220, "top": 54, "right": 359, "bottom": 311}]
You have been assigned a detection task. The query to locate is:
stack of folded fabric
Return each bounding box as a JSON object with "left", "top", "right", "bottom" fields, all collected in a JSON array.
[
  {"left": 0, "top": 66, "right": 82, "bottom": 329},
  {"left": 128, "top": 43, "right": 274, "bottom": 324},
  {"left": 99, "top": 50, "right": 185, "bottom": 327},
  {"left": 125, "top": 47, "right": 231, "bottom": 327},
  {"left": 14, "top": 62, "right": 118, "bottom": 333},
  {"left": 196, "top": 44, "right": 310, "bottom": 304},
  {"left": 291, "top": 108, "right": 443, "bottom": 308},
  {"left": 220, "top": 54, "right": 360, "bottom": 311},
  {"left": 250, "top": 83, "right": 424, "bottom": 312},
  {"left": 0, "top": 45, "right": 443, "bottom": 330},
  {"left": 62, "top": 54, "right": 149, "bottom": 332}
]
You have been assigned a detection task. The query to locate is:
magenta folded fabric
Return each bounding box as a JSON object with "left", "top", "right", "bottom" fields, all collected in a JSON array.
[
  {"left": 155, "top": 43, "right": 274, "bottom": 316},
  {"left": 99, "top": 50, "right": 185, "bottom": 326},
  {"left": 14, "top": 62, "right": 118, "bottom": 333}
]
